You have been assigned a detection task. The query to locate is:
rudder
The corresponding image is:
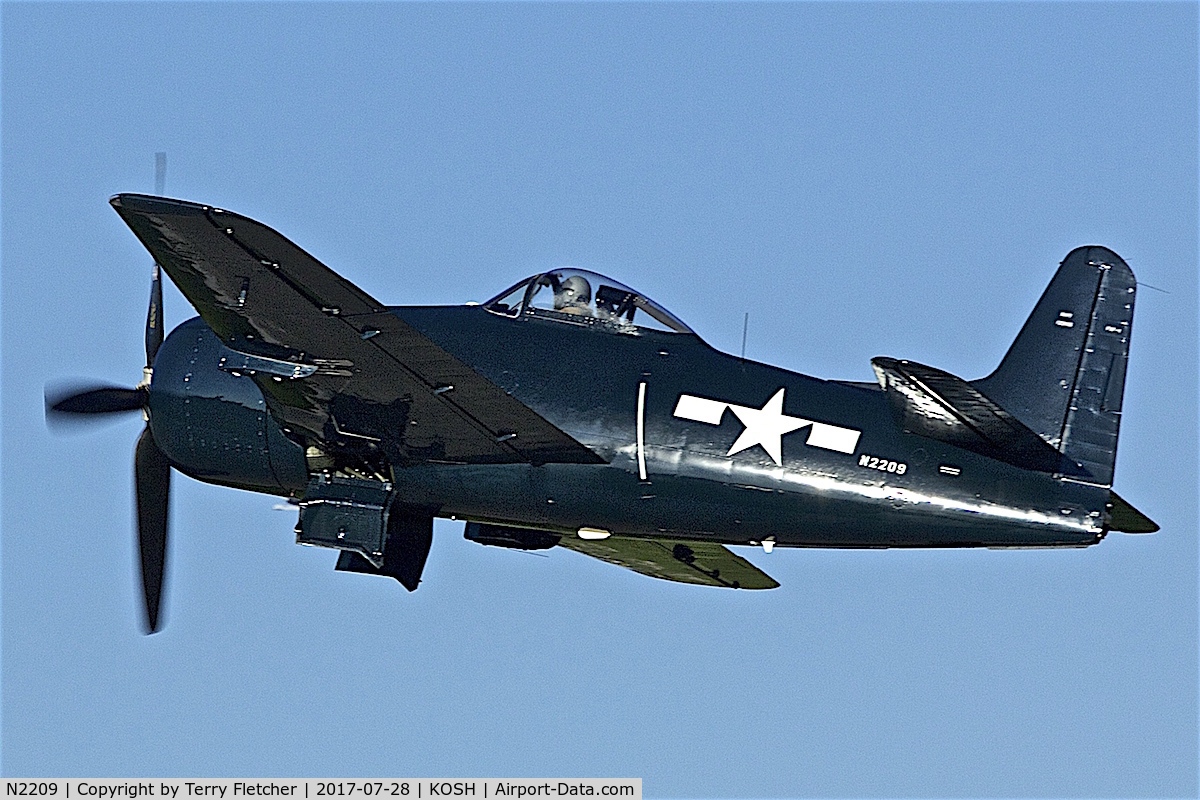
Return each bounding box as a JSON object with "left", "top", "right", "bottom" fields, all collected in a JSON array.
[{"left": 973, "top": 246, "right": 1137, "bottom": 487}]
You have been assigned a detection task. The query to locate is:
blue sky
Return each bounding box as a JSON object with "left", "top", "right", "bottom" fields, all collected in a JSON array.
[{"left": 2, "top": 3, "right": 1196, "bottom": 796}]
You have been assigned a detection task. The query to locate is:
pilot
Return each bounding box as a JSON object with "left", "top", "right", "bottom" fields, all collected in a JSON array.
[{"left": 553, "top": 275, "right": 592, "bottom": 316}]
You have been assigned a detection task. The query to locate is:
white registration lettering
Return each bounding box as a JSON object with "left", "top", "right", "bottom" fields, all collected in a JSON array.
[{"left": 857, "top": 454, "right": 907, "bottom": 475}]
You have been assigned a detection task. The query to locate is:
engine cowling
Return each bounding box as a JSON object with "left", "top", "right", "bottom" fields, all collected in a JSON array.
[{"left": 147, "top": 317, "right": 308, "bottom": 495}]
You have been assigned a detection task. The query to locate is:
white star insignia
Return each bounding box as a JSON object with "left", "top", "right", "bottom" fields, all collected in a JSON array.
[
  {"left": 672, "top": 388, "right": 862, "bottom": 463},
  {"left": 725, "top": 389, "right": 810, "bottom": 466}
]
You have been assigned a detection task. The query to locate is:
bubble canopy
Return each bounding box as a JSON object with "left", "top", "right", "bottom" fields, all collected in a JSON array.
[{"left": 484, "top": 268, "right": 695, "bottom": 335}]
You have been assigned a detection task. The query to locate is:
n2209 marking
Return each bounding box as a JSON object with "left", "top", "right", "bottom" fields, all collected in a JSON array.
[
  {"left": 7, "top": 785, "right": 58, "bottom": 796},
  {"left": 859, "top": 454, "right": 907, "bottom": 475}
]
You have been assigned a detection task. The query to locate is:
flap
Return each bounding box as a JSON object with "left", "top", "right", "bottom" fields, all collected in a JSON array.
[
  {"left": 871, "top": 357, "right": 1088, "bottom": 477},
  {"left": 559, "top": 536, "right": 779, "bottom": 589},
  {"left": 111, "top": 194, "right": 603, "bottom": 467}
]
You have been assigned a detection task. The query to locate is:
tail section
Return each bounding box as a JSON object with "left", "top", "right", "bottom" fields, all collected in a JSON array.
[{"left": 973, "top": 246, "right": 1137, "bottom": 488}]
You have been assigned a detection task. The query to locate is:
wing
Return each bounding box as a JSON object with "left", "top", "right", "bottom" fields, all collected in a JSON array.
[
  {"left": 111, "top": 194, "right": 603, "bottom": 467},
  {"left": 558, "top": 536, "right": 780, "bottom": 589}
]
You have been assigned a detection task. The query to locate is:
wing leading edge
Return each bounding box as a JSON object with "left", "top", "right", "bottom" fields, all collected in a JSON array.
[{"left": 110, "top": 194, "right": 603, "bottom": 467}]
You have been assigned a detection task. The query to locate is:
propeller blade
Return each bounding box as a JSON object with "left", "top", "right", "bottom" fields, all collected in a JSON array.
[
  {"left": 135, "top": 425, "right": 171, "bottom": 633},
  {"left": 147, "top": 152, "right": 166, "bottom": 366},
  {"left": 47, "top": 385, "right": 146, "bottom": 417},
  {"left": 154, "top": 152, "right": 166, "bottom": 195},
  {"left": 146, "top": 264, "right": 163, "bottom": 366}
]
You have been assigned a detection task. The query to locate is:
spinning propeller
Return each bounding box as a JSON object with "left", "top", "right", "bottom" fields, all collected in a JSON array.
[{"left": 45, "top": 153, "right": 172, "bottom": 633}]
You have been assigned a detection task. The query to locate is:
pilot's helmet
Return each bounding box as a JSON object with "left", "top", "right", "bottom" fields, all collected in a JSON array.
[{"left": 554, "top": 275, "right": 592, "bottom": 312}]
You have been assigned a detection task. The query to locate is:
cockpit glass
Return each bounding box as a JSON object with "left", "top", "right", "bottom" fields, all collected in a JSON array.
[
  {"left": 484, "top": 268, "right": 693, "bottom": 334},
  {"left": 486, "top": 279, "right": 527, "bottom": 317}
]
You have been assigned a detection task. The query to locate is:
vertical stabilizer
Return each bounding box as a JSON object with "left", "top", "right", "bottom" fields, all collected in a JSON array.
[{"left": 973, "top": 247, "right": 1137, "bottom": 487}]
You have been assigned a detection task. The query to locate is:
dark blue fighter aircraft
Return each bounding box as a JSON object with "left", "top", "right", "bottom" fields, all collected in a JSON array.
[{"left": 48, "top": 195, "right": 1158, "bottom": 632}]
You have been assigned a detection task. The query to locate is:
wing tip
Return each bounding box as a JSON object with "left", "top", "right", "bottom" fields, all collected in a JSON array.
[
  {"left": 1108, "top": 491, "right": 1159, "bottom": 534},
  {"left": 110, "top": 193, "right": 210, "bottom": 216}
]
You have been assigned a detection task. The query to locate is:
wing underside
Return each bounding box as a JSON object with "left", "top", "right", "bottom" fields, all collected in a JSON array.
[
  {"left": 111, "top": 194, "right": 603, "bottom": 467},
  {"left": 559, "top": 536, "right": 780, "bottom": 589}
]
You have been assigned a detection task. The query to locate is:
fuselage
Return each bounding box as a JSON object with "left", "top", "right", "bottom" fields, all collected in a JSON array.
[{"left": 148, "top": 305, "right": 1108, "bottom": 550}]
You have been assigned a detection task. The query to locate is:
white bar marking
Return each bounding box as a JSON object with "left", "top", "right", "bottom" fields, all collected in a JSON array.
[
  {"left": 636, "top": 381, "right": 648, "bottom": 481},
  {"left": 673, "top": 394, "right": 728, "bottom": 425},
  {"left": 806, "top": 423, "right": 861, "bottom": 454}
]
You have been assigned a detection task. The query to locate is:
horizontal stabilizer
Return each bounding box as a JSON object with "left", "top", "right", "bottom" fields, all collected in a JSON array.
[
  {"left": 559, "top": 536, "right": 779, "bottom": 589},
  {"left": 1107, "top": 491, "right": 1158, "bottom": 534},
  {"left": 872, "top": 357, "right": 1089, "bottom": 477}
]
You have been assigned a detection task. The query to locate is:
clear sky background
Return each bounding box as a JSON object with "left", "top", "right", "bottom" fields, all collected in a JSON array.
[{"left": 2, "top": 3, "right": 1196, "bottom": 796}]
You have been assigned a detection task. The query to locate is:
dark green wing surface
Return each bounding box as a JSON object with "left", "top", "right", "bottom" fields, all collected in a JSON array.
[
  {"left": 559, "top": 536, "right": 780, "bottom": 589},
  {"left": 1107, "top": 491, "right": 1158, "bottom": 534},
  {"left": 111, "top": 194, "right": 602, "bottom": 466}
]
